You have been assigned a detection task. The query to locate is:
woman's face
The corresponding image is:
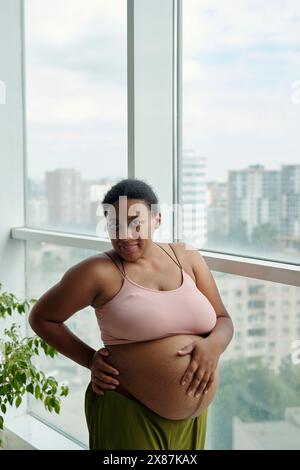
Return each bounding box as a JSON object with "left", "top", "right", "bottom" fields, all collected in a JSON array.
[{"left": 106, "top": 198, "right": 161, "bottom": 260}]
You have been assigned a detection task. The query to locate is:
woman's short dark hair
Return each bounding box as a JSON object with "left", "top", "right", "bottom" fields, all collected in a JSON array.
[{"left": 102, "top": 178, "right": 160, "bottom": 217}]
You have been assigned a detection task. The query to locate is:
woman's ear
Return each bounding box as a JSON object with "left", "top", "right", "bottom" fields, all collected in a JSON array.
[{"left": 154, "top": 212, "right": 161, "bottom": 228}]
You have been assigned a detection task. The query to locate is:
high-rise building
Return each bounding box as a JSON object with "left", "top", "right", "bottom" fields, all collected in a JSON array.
[
  {"left": 45, "top": 168, "right": 90, "bottom": 228},
  {"left": 181, "top": 149, "right": 207, "bottom": 247},
  {"left": 281, "top": 164, "right": 300, "bottom": 251},
  {"left": 228, "top": 164, "right": 281, "bottom": 243},
  {"left": 206, "top": 181, "right": 229, "bottom": 244}
]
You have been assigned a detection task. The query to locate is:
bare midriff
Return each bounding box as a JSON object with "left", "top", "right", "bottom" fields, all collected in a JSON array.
[{"left": 104, "top": 333, "right": 219, "bottom": 420}]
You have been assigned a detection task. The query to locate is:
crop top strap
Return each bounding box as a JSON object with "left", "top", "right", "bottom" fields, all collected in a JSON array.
[
  {"left": 104, "top": 250, "right": 126, "bottom": 278},
  {"left": 155, "top": 242, "right": 182, "bottom": 270}
]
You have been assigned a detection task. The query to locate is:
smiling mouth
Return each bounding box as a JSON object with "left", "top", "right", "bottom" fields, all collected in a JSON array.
[{"left": 119, "top": 243, "right": 139, "bottom": 252}]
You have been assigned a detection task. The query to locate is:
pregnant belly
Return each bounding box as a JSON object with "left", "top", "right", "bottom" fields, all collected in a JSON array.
[{"left": 104, "top": 334, "right": 219, "bottom": 420}]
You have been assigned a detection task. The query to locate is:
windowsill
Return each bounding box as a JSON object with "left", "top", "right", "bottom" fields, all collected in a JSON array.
[
  {"left": 2, "top": 414, "right": 86, "bottom": 450},
  {"left": 10, "top": 227, "right": 300, "bottom": 288}
]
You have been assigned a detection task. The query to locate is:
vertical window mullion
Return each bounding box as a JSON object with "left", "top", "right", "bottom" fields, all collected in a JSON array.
[{"left": 129, "top": 0, "right": 176, "bottom": 242}]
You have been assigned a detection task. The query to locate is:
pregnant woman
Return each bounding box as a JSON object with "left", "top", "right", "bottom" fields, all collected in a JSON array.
[{"left": 29, "top": 178, "right": 234, "bottom": 450}]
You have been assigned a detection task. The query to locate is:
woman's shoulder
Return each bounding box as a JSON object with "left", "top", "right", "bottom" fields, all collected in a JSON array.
[
  {"left": 165, "top": 242, "right": 198, "bottom": 277},
  {"left": 66, "top": 250, "right": 118, "bottom": 282},
  {"left": 168, "top": 241, "right": 198, "bottom": 260}
]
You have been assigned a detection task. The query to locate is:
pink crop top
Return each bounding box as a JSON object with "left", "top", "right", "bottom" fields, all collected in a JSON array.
[{"left": 94, "top": 243, "right": 217, "bottom": 345}]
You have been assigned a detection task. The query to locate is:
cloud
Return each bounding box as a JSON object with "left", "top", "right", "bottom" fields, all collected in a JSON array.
[
  {"left": 25, "top": 0, "right": 126, "bottom": 85},
  {"left": 183, "top": 0, "right": 300, "bottom": 56},
  {"left": 24, "top": 0, "right": 127, "bottom": 180},
  {"left": 25, "top": 0, "right": 125, "bottom": 47},
  {"left": 25, "top": 0, "right": 126, "bottom": 125},
  {"left": 26, "top": 64, "right": 126, "bottom": 124},
  {"left": 24, "top": 0, "right": 300, "bottom": 182},
  {"left": 183, "top": 0, "right": 300, "bottom": 141}
]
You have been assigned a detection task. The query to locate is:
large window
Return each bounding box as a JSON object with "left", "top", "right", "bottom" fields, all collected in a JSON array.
[
  {"left": 24, "top": 0, "right": 127, "bottom": 236},
  {"left": 23, "top": 0, "right": 127, "bottom": 447},
  {"left": 182, "top": 0, "right": 300, "bottom": 265},
  {"left": 4, "top": 0, "right": 296, "bottom": 450}
]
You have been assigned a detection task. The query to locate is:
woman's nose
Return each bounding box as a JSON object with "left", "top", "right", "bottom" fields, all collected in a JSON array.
[{"left": 118, "top": 225, "right": 138, "bottom": 240}]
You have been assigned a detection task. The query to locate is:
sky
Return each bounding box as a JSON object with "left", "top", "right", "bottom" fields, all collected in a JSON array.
[
  {"left": 25, "top": 0, "right": 300, "bottom": 183},
  {"left": 25, "top": 0, "right": 127, "bottom": 181}
]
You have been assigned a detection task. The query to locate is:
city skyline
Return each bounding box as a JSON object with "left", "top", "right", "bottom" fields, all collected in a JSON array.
[{"left": 27, "top": 160, "right": 300, "bottom": 262}]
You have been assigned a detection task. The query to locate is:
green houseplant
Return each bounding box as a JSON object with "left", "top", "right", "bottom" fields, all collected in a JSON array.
[{"left": 0, "top": 282, "right": 69, "bottom": 447}]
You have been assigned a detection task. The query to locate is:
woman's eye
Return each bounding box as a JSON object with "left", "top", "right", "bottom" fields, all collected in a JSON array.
[
  {"left": 107, "top": 219, "right": 145, "bottom": 230},
  {"left": 131, "top": 219, "right": 145, "bottom": 226}
]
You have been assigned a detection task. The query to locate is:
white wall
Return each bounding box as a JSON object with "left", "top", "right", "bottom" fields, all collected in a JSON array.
[
  {"left": 0, "top": 0, "right": 26, "bottom": 424},
  {"left": 0, "top": 0, "right": 25, "bottom": 298}
]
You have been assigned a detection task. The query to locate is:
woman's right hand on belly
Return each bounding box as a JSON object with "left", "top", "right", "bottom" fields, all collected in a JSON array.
[{"left": 89, "top": 347, "right": 120, "bottom": 395}]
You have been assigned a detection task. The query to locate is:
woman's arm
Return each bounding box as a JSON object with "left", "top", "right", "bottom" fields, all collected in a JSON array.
[
  {"left": 28, "top": 257, "right": 104, "bottom": 370},
  {"left": 176, "top": 243, "right": 234, "bottom": 396},
  {"left": 190, "top": 245, "right": 234, "bottom": 352}
]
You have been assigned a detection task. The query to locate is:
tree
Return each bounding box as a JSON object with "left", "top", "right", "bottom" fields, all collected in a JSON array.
[{"left": 210, "top": 355, "right": 300, "bottom": 449}]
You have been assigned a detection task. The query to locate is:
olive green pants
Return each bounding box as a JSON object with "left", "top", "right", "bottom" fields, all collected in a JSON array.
[{"left": 84, "top": 381, "right": 208, "bottom": 450}]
